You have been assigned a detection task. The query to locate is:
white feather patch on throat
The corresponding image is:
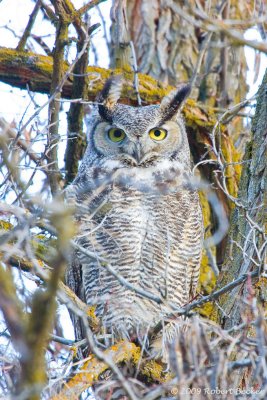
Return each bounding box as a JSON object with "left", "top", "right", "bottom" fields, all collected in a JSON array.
[{"left": 102, "top": 158, "right": 186, "bottom": 193}]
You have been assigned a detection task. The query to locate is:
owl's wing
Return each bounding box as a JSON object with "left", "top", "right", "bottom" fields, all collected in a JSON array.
[
  {"left": 65, "top": 251, "right": 86, "bottom": 343},
  {"left": 64, "top": 167, "right": 112, "bottom": 346},
  {"left": 166, "top": 190, "right": 203, "bottom": 309},
  {"left": 186, "top": 198, "right": 203, "bottom": 300},
  {"left": 66, "top": 162, "right": 115, "bottom": 209}
]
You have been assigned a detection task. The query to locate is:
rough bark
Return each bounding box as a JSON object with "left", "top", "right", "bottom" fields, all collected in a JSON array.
[
  {"left": 64, "top": 20, "right": 92, "bottom": 184},
  {"left": 218, "top": 69, "right": 267, "bottom": 329},
  {"left": 123, "top": 0, "right": 248, "bottom": 108},
  {"left": 110, "top": 0, "right": 132, "bottom": 70},
  {"left": 47, "top": 1, "right": 70, "bottom": 195}
]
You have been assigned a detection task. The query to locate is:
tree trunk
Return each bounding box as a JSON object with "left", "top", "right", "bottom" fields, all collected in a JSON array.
[
  {"left": 218, "top": 69, "right": 266, "bottom": 329},
  {"left": 122, "top": 0, "right": 248, "bottom": 107}
]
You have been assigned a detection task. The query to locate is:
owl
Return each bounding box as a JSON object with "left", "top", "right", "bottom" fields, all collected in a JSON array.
[{"left": 66, "top": 75, "right": 203, "bottom": 347}]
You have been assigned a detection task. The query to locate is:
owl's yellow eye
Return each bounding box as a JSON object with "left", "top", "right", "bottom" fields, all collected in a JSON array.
[
  {"left": 107, "top": 127, "right": 126, "bottom": 143},
  {"left": 149, "top": 127, "right": 167, "bottom": 141}
]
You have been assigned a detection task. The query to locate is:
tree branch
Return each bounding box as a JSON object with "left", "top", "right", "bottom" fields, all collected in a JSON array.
[
  {"left": 150, "top": 268, "right": 260, "bottom": 339},
  {"left": 0, "top": 117, "right": 47, "bottom": 171},
  {"left": 0, "top": 47, "right": 169, "bottom": 103},
  {"left": 64, "top": 14, "right": 94, "bottom": 184},
  {"left": 16, "top": 0, "right": 42, "bottom": 51},
  {"left": 52, "top": 340, "right": 140, "bottom": 400},
  {"left": 47, "top": 2, "right": 71, "bottom": 195}
]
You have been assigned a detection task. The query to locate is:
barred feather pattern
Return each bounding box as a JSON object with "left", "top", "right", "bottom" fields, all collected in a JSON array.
[
  {"left": 79, "top": 185, "right": 202, "bottom": 340},
  {"left": 66, "top": 79, "right": 203, "bottom": 344}
]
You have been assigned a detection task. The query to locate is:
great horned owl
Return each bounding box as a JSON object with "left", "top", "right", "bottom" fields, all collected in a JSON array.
[{"left": 66, "top": 76, "right": 203, "bottom": 345}]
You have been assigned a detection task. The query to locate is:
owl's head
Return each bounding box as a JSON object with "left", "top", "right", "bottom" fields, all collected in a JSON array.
[{"left": 86, "top": 76, "right": 191, "bottom": 170}]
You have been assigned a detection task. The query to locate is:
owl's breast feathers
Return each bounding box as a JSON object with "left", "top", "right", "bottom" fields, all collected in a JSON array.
[{"left": 71, "top": 162, "right": 203, "bottom": 339}]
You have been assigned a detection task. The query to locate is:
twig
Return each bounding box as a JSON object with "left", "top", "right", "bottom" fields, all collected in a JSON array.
[
  {"left": 150, "top": 269, "right": 259, "bottom": 338},
  {"left": 228, "top": 358, "right": 252, "bottom": 370},
  {"left": 205, "top": 245, "right": 220, "bottom": 276},
  {"left": 32, "top": 34, "right": 52, "bottom": 56},
  {"left": 16, "top": 0, "right": 42, "bottom": 51},
  {"left": 40, "top": 0, "right": 57, "bottom": 22},
  {"left": 183, "top": 269, "right": 259, "bottom": 312},
  {"left": 97, "top": 4, "right": 110, "bottom": 49},
  {"left": 129, "top": 41, "right": 142, "bottom": 106},
  {"left": 78, "top": 0, "right": 108, "bottom": 16},
  {"left": 0, "top": 117, "right": 47, "bottom": 171},
  {"left": 72, "top": 241, "right": 162, "bottom": 304},
  {"left": 50, "top": 334, "right": 75, "bottom": 346},
  {"left": 190, "top": 30, "right": 213, "bottom": 89}
]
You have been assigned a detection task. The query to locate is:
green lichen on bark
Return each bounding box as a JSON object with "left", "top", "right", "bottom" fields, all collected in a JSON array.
[{"left": 0, "top": 219, "right": 13, "bottom": 230}]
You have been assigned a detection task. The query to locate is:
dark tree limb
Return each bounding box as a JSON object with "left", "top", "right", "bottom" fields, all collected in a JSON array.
[
  {"left": 47, "top": 1, "right": 71, "bottom": 195},
  {"left": 46, "top": 0, "right": 101, "bottom": 193},
  {"left": 64, "top": 21, "right": 97, "bottom": 184}
]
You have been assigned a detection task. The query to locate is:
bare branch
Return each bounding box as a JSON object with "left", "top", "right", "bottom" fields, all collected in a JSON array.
[{"left": 16, "top": 0, "right": 42, "bottom": 51}]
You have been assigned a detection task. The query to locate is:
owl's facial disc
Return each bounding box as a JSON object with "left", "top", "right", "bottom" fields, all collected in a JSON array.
[{"left": 93, "top": 118, "right": 182, "bottom": 168}]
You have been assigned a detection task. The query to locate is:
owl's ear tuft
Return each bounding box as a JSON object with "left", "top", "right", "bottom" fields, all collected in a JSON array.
[
  {"left": 98, "top": 75, "right": 123, "bottom": 122},
  {"left": 160, "top": 83, "right": 191, "bottom": 121}
]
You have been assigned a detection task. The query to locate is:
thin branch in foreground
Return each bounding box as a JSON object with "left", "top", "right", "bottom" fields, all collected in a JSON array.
[
  {"left": 182, "top": 268, "right": 259, "bottom": 313},
  {"left": 0, "top": 262, "right": 27, "bottom": 356},
  {"left": 72, "top": 241, "right": 162, "bottom": 304},
  {"left": 72, "top": 238, "right": 260, "bottom": 341},
  {"left": 0, "top": 118, "right": 47, "bottom": 171},
  {"left": 50, "top": 334, "right": 76, "bottom": 346},
  {"left": 150, "top": 268, "right": 260, "bottom": 339}
]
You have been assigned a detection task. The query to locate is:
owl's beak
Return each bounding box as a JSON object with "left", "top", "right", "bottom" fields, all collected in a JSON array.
[
  {"left": 132, "top": 143, "right": 157, "bottom": 166},
  {"left": 133, "top": 142, "right": 143, "bottom": 163}
]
